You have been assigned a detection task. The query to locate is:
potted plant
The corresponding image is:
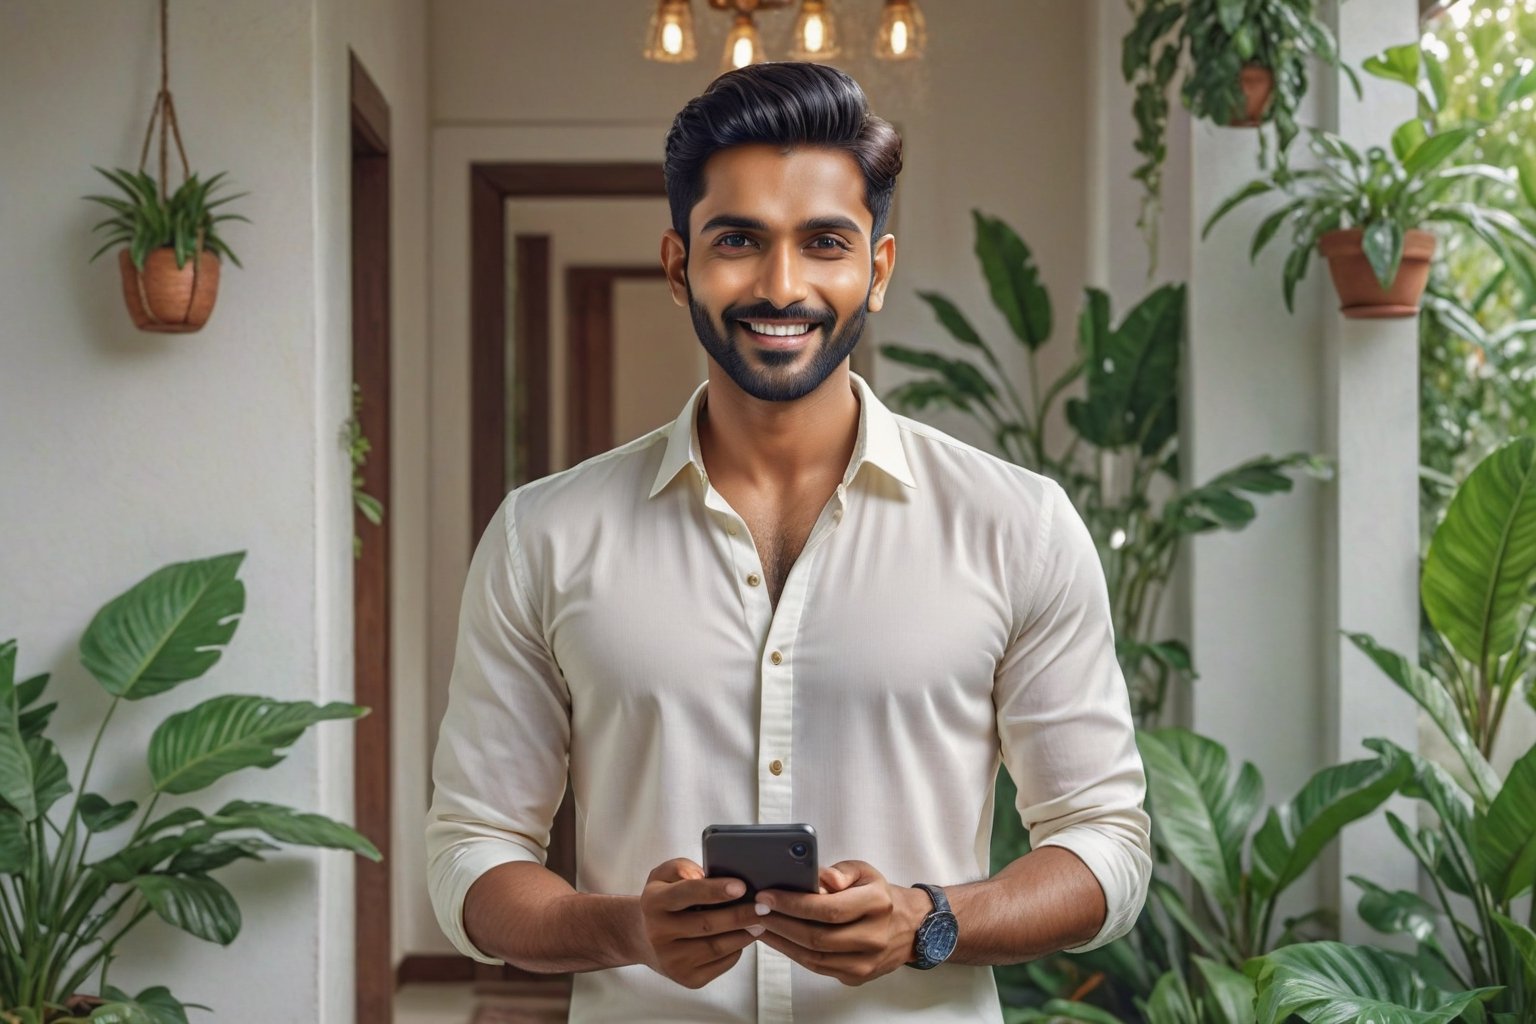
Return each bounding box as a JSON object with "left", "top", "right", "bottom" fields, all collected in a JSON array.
[
  {"left": 1123, "top": 0, "right": 1355, "bottom": 266},
  {"left": 0, "top": 552, "right": 379, "bottom": 1022},
  {"left": 84, "top": 168, "right": 248, "bottom": 334},
  {"left": 1202, "top": 117, "right": 1536, "bottom": 318}
]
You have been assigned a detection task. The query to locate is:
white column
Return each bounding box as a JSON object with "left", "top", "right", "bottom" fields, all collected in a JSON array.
[{"left": 1320, "top": 0, "right": 1423, "bottom": 944}]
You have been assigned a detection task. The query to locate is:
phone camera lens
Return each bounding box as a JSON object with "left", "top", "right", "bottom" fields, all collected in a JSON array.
[{"left": 789, "top": 841, "right": 808, "bottom": 859}]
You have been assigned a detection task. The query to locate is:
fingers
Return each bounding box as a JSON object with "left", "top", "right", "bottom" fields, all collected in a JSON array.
[
  {"left": 756, "top": 930, "right": 892, "bottom": 987},
  {"left": 758, "top": 880, "right": 885, "bottom": 925},
  {"left": 647, "top": 865, "right": 748, "bottom": 912},
  {"left": 654, "top": 900, "right": 766, "bottom": 942}
]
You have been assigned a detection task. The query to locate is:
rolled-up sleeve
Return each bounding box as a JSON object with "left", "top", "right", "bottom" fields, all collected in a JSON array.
[
  {"left": 425, "top": 492, "right": 571, "bottom": 964},
  {"left": 995, "top": 479, "right": 1152, "bottom": 954}
]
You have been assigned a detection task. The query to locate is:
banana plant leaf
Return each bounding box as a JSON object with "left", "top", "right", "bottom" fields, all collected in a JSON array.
[{"left": 1248, "top": 940, "right": 1501, "bottom": 1023}]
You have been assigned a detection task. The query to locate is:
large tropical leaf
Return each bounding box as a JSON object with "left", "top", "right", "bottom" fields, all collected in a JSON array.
[
  {"left": 972, "top": 210, "right": 1051, "bottom": 350},
  {"left": 1136, "top": 969, "right": 1197, "bottom": 1024},
  {"left": 1248, "top": 941, "right": 1500, "bottom": 1024},
  {"left": 1351, "top": 875, "right": 1446, "bottom": 956},
  {"left": 28, "top": 737, "right": 71, "bottom": 818},
  {"left": 1065, "top": 284, "right": 1184, "bottom": 453},
  {"left": 148, "top": 695, "right": 365, "bottom": 795},
  {"left": 1193, "top": 955, "right": 1256, "bottom": 1024},
  {"left": 1006, "top": 1001, "right": 1128, "bottom": 1024},
  {"left": 207, "top": 800, "right": 381, "bottom": 860},
  {"left": 131, "top": 872, "right": 241, "bottom": 945},
  {"left": 1165, "top": 454, "right": 1331, "bottom": 535},
  {"left": 1492, "top": 912, "right": 1536, "bottom": 996},
  {"left": 79, "top": 553, "right": 246, "bottom": 700},
  {"left": 1349, "top": 634, "right": 1500, "bottom": 805},
  {"left": 1474, "top": 741, "right": 1536, "bottom": 901},
  {"left": 0, "top": 641, "right": 40, "bottom": 820},
  {"left": 1249, "top": 756, "right": 1410, "bottom": 903},
  {"left": 95, "top": 986, "right": 194, "bottom": 1024},
  {"left": 0, "top": 809, "right": 28, "bottom": 874},
  {"left": 1421, "top": 437, "right": 1536, "bottom": 673},
  {"left": 79, "top": 793, "right": 139, "bottom": 833},
  {"left": 1138, "top": 728, "right": 1260, "bottom": 916}
]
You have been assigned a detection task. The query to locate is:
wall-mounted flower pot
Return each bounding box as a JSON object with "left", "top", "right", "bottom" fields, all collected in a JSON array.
[
  {"left": 1231, "top": 64, "right": 1274, "bottom": 127},
  {"left": 117, "top": 247, "right": 221, "bottom": 333},
  {"left": 1318, "top": 227, "right": 1436, "bottom": 319}
]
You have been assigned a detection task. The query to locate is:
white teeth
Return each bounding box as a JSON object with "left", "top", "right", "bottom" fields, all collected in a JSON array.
[{"left": 743, "top": 322, "right": 814, "bottom": 337}]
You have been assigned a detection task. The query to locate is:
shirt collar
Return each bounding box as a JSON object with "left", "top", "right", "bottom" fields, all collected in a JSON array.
[{"left": 647, "top": 371, "right": 917, "bottom": 500}]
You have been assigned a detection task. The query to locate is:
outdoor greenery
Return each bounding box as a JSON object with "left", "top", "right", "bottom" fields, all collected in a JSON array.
[
  {"left": 881, "top": 210, "right": 1327, "bottom": 727},
  {"left": 1122, "top": 0, "right": 1354, "bottom": 266},
  {"left": 0, "top": 554, "right": 379, "bottom": 1023},
  {"left": 347, "top": 382, "right": 385, "bottom": 560},
  {"left": 83, "top": 168, "right": 248, "bottom": 271}
]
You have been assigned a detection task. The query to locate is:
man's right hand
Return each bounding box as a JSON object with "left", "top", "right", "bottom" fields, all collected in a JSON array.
[{"left": 636, "top": 858, "right": 767, "bottom": 989}]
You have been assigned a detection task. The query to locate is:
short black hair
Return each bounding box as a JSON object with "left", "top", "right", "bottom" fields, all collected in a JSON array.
[{"left": 663, "top": 62, "right": 903, "bottom": 247}]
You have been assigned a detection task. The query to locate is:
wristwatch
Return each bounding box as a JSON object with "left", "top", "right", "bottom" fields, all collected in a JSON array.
[{"left": 905, "top": 883, "right": 959, "bottom": 970}]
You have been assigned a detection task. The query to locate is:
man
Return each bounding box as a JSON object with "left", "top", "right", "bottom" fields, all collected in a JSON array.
[{"left": 427, "top": 62, "right": 1151, "bottom": 1023}]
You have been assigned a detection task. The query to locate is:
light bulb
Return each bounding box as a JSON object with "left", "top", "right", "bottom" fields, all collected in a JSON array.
[
  {"left": 721, "top": 12, "right": 764, "bottom": 72},
  {"left": 790, "top": 0, "right": 841, "bottom": 60},
  {"left": 644, "top": 0, "right": 697, "bottom": 63},
  {"left": 875, "top": 0, "right": 926, "bottom": 61}
]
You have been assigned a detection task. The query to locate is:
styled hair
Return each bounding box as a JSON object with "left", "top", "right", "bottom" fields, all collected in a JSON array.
[{"left": 663, "top": 62, "right": 903, "bottom": 247}]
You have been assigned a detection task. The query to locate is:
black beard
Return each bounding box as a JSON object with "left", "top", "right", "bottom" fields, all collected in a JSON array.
[{"left": 687, "top": 288, "right": 870, "bottom": 403}]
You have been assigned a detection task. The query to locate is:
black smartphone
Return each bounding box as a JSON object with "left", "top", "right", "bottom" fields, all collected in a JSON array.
[{"left": 702, "top": 823, "right": 819, "bottom": 906}]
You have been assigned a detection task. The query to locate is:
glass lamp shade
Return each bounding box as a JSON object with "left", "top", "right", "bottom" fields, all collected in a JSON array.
[
  {"left": 875, "top": 0, "right": 926, "bottom": 60},
  {"left": 789, "top": 0, "right": 841, "bottom": 61},
  {"left": 644, "top": 0, "right": 697, "bottom": 63},
  {"left": 721, "top": 12, "right": 766, "bottom": 71}
]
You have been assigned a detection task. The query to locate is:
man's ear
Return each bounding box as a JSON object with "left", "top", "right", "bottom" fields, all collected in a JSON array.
[
  {"left": 661, "top": 229, "right": 689, "bottom": 307},
  {"left": 867, "top": 233, "right": 897, "bottom": 314}
]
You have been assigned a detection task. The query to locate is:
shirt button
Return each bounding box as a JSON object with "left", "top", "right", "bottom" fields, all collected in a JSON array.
[
  {"left": 747, "top": 573, "right": 761, "bottom": 587},
  {"left": 770, "top": 650, "right": 783, "bottom": 665},
  {"left": 769, "top": 759, "right": 784, "bottom": 776},
  {"left": 728, "top": 524, "right": 739, "bottom": 536},
  {"left": 833, "top": 509, "right": 843, "bottom": 520}
]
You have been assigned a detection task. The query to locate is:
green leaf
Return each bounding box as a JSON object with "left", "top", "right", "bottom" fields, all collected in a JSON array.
[
  {"left": 1149, "top": 876, "right": 1240, "bottom": 964},
  {"left": 1402, "top": 127, "right": 1474, "bottom": 178},
  {"left": 916, "top": 291, "right": 987, "bottom": 352},
  {"left": 149, "top": 694, "right": 366, "bottom": 795},
  {"left": 0, "top": 809, "right": 29, "bottom": 874},
  {"left": 93, "top": 986, "right": 192, "bottom": 1024},
  {"left": 1192, "top": 954, "right": 1256, "bottom": 1024},
  {"left": 1136, "top": 969, "right": 1197, "bottom": 1024},
  {"left": 1137, "top": 728, "right": 1259, "bottom": 916},
  {"left": 79, "top": 793, "right": 139, "bottom": 833},
  {"left": 1011, "top": 999, "right": 1129, "bottom": 1023},
  {"left": 1350, "top": 875, "right": 1441, "bottom": 944},
  {"left": 1064, "top": 284, "right": 1183, "bottom": 454},
  {"left": 1497, "top": 67, "right": 1536, "bottom": 112},
  {"left": 15, "top": 673, "right": 48, "bottom": 710},
  {"left": 1391, "top": 120, "right": 1427, "bottom": 165},
  {"left": 1249, "top": 941, "right": 1500, "bottom": 1024},
  {"left": 1203, "top": 179, "right": 1274, "bottom": 240},
  {"left": 972, "top": 211, "right": 1051, "bottom": 350},
  {"left": 1362, "top": 219, "right": 1405, "bottom": 290},
  {"left": 1250, "top": 755, "right": 1410, "bottom": 903},
  {"left": 1363, "top": 44, "right": 1421, "bottom": 88},
  {"left": 879, "top": 344, "right": 999, "bottom": 407},
  {"left": 166, "top": 836, "right": 277, "bottom": 874},
  {"left": 209, "top": 800, "right": 381, "bottom": 860},
  {"left": 132, "top": 872, "right": 241, "bottom": 945},
  {"left": 1475, "top": 741, "right": 1536, "bottom": 901},
  {"left": 79, "top": 553, "right": 246, "bottom": 700},
  {"left": 1165, "top": 453, "right": 1329, "bottom": 535},
  {"left": 1517, "top": 153, "right": 1536, "bottom": 211},
  {"left": 1492, "top": 912, "right": 1536, "bottom": 995},
  {"left": 1347, "top": 634, "right": 1500, "bottom": 804},
  {"left": 1421, "top": 437, "right": 1536, "bottom": 674}
]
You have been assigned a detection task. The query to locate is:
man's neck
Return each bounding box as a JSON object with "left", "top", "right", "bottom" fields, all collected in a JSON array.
[{"left": 696, "top": 367, "right": 860, "bottom": 495}]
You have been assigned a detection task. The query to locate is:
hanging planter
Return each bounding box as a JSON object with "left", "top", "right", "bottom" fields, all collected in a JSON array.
[
  {"left": 1232, "top": 63, "right": 1275, "bottom": 127},
  {"left": 83, "top": 0, "right": 248, "bottom": 334},
  {"left": 1318, "top": 228, "right": 1437, "bottom": 319}
]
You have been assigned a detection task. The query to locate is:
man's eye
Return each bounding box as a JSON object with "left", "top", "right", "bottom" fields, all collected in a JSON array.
[
  {"left": 810, "top": 236, "right": 851, "bottom": 251},
  {"left": 716, "top": 233, "right": 754, "bottom": 248}
]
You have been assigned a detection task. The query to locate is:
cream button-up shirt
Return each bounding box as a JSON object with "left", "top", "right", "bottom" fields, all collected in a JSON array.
[{"left": 427, "top": 371, "right": 1152, "bottom": 1024}]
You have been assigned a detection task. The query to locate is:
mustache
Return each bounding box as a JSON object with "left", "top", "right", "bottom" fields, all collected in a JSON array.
[{"left": 726, "top": 302, "right": 835, "bottom": 326}]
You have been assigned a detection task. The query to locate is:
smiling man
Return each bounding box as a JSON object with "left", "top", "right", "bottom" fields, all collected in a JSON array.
[{"left": 426, "top": 62, "right": 1151, "bottom": 1023}]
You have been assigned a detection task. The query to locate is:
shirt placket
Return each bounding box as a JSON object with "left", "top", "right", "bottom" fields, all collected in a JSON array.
[{"left": 700, "top": 470, "right": 849, "bottom": 1024}]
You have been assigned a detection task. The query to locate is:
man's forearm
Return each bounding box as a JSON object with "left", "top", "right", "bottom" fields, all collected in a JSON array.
[
  {"left": 463, "top": 862, "right": 647, "bottom": 973},
  {"left": 945, "top": 845, "right": 1107, "bottom": 966}
]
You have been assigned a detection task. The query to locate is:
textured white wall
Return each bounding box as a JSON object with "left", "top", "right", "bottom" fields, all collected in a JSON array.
[{"left": 0, "top": 0, "right": 429, "bottom": 1014}]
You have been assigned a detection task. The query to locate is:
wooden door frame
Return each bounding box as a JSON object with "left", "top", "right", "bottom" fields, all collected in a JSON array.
[
  {"left": 349, "top": 50, "right": 393, "bottom": 1024},
  {"left": 468, "top": 162, "right": 667, "bottom": 540},
  {"left": 565, "top": 265, "right": 670, "bottom": 464}
]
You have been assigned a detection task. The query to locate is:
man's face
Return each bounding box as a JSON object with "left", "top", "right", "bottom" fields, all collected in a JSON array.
[{"left": 661, "top": 144, "right": 896, "bottom": 403}]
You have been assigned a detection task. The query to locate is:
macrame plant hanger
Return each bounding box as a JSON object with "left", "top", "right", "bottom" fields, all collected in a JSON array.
[{"left": 131, "top": 0, "right": 201, "bottom": 325}]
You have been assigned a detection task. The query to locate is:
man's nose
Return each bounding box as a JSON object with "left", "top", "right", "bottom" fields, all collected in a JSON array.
[{"left": 753, "top": 241, "right": 808, "bottom": 310}]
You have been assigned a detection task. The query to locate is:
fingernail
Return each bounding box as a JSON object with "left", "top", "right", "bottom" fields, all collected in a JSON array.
[
  {"left": 747, "top": 924, "right": 766, "bottom": 937},
  {"left": 754, "top": 902, "right": 771, "bottom": 916},
  {"left": 726, "top": 880, "right": 746, "bottom": 897}
]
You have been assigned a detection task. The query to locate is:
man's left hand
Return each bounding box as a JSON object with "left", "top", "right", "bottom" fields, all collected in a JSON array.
[{"left": 752, "top": 860, "right": 932, "bottom": 986}]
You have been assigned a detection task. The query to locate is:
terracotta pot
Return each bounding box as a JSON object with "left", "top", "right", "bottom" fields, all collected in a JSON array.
[
  {"left": 117, "top": 247, "right": 221, "bottom": 333},
  {"left": 1317, "top": 227, "right": 1437, "bottom": 318},
  {"left": 1231, "top": 64, "right": 1274, "bottom": 127}
]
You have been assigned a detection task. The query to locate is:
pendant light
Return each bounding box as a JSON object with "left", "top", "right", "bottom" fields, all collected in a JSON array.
[
  {"left": 644, "top": 0, "right": 698, "bottom": 63},
  {"left": 721, "top": 11, "right": 766, "bottom": 71},
  {"left": 875, "top": 0, "right": 926, "bottom": 61},
  {"left": 789, "top": 0, "right": 841, "bottom": 60}
]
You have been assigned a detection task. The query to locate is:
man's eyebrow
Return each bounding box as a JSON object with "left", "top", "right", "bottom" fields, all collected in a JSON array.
[{"left": 697, "top": 213, "right": 866, "bottom": 237}]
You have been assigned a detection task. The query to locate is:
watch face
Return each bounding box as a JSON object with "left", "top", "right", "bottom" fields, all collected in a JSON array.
[{"left": 919, "top": 911, "right": 959, "bottom": 963}]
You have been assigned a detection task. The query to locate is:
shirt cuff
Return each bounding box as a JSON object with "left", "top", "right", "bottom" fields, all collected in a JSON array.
[
  {"left": 428, "top": 836, "right": 544, "bottom": 965},
  {"left": 1035, "top": 825, "right": 1151, "bottom": 954}
]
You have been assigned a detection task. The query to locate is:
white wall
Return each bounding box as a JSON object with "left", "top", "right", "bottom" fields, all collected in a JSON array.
[
  {"left": 417, "top": 0, "right": 1095, "bottom": 955},
  {"left": 0, "top": 0, "right": 428, "bottom": 1014}
]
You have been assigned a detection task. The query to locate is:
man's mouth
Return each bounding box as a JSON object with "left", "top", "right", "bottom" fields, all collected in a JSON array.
[{"left": 737, "top": 319, "right": 821, "bottom": 345}]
